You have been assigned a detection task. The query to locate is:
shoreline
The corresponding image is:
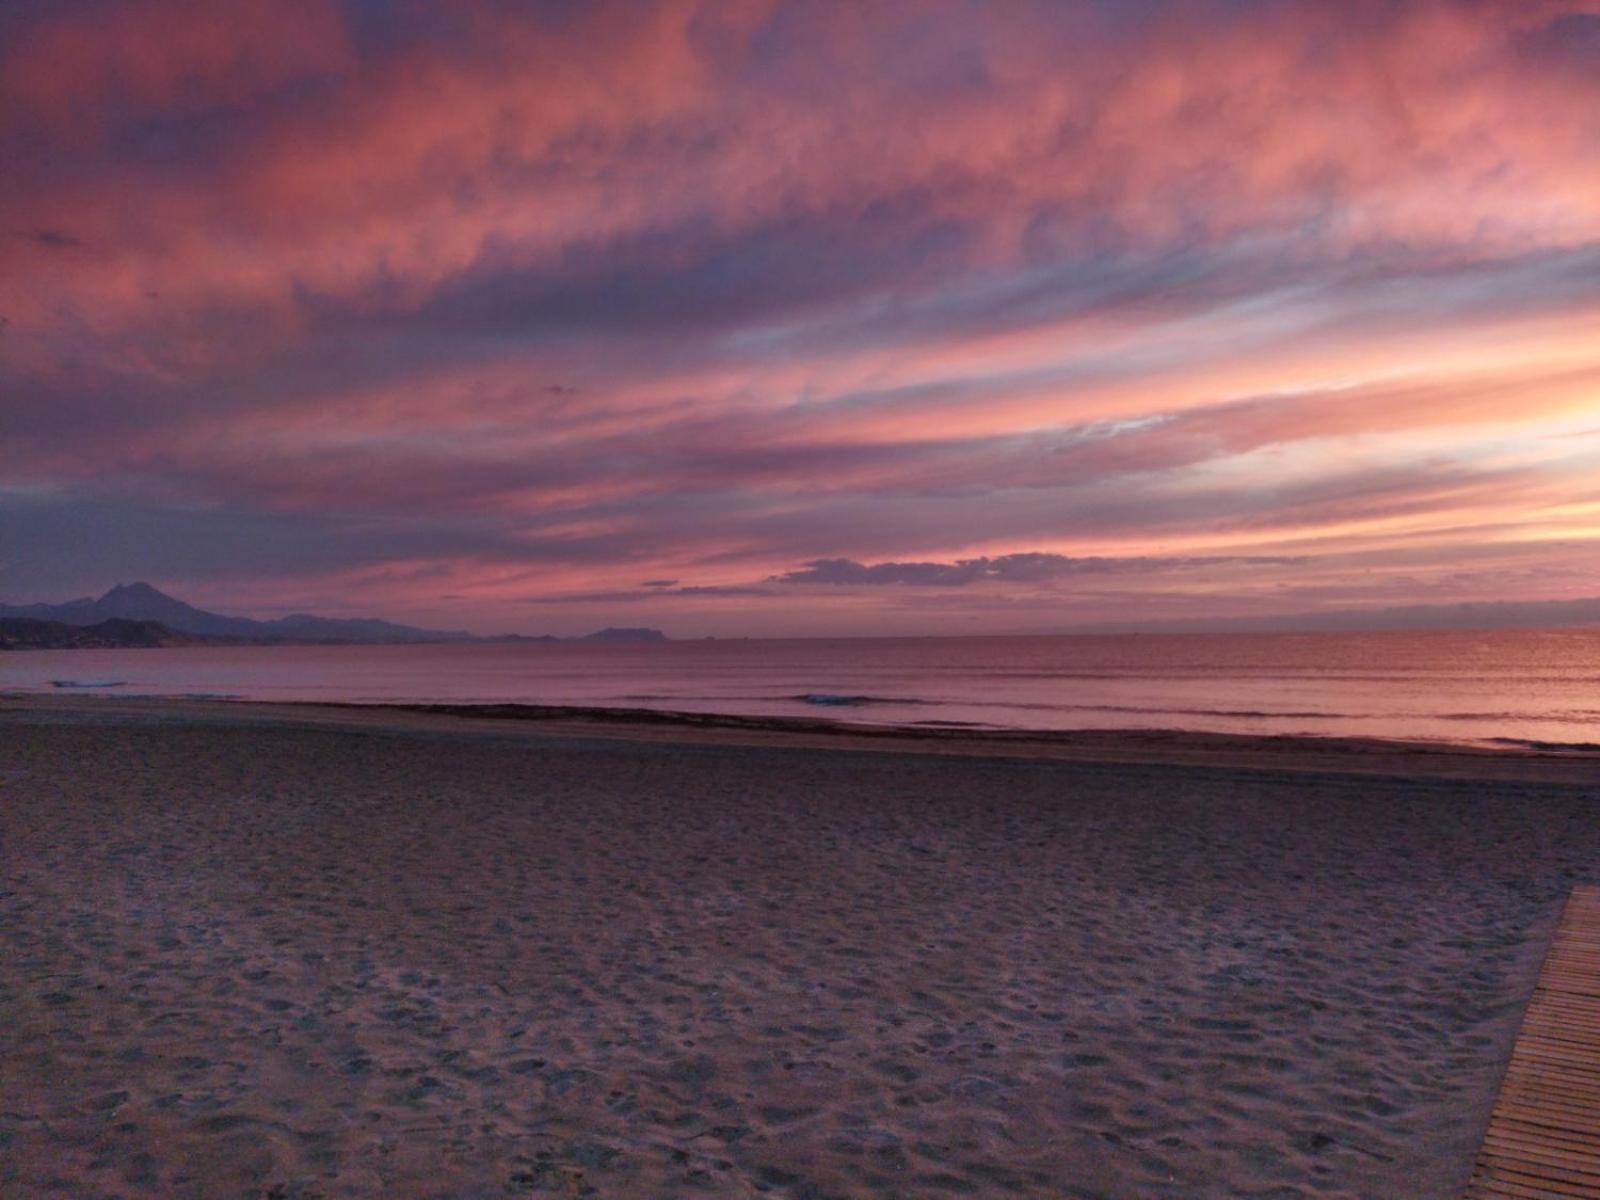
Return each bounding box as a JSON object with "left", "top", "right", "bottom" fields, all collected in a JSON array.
[{"left": 8, "top": 691, "right": 1599, "bottom": 785}]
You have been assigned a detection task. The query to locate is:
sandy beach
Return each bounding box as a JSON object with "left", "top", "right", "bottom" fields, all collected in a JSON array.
[{"left": 3, "top": 697, "right": 1598, "bottom": 1199}]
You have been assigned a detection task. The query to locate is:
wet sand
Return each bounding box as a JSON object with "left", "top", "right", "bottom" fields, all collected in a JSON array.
[{"left": 2, "top": 697, "right": 1598, "bottom": 1198}]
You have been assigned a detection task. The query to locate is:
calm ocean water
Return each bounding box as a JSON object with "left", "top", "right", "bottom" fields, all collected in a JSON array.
[{"left": 4, "top": 629, "right": 1599, "bottom": 748}]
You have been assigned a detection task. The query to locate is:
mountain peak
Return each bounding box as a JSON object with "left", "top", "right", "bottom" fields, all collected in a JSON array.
[
  {"left": 91, "top": 581, "right": 210, "bottom": 625},
  {"left": 102, "top": 581, "right": 173, "bottom": 601},
  {"left": 582, "top": 626, "right": 668, "bottom": 642}
]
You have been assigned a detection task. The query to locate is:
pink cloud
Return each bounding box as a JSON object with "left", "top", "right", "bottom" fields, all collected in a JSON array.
[{"left": 4, "top": 0, "right": 1600, "bottom": 630}]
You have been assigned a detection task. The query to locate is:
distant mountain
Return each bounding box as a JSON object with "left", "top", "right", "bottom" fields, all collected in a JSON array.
[
  {"left": 0, "top": 616, "right": 208, "bottom": 650},
  {"left": 259, "top": 612, "right": 478, "bottom": 643},
  {"left": 0, "top": 582, "right": 670, "bottom": 644},
  {"left": 0, "top": 582, "right": 256, "bottom": 637},
  {"left": 582, "top": 626, "right": 669, "bottom": 643},
  {"left": 0, "top": 582, "right": 475, "bottom": 643}
]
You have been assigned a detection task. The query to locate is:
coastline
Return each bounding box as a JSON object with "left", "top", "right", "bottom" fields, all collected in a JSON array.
[{"left": 8, "top": 691, "right": 1600, "bottom": 785}]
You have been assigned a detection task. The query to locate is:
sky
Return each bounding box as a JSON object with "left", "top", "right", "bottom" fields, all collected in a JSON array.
[{"left": 3, "top": 0, "right": 1600, "bottom": 637}]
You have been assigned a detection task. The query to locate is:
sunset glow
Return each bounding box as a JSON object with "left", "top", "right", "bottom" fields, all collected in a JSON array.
[{"left": 5, "top": 0, "right": 1600, "bottom": 634}]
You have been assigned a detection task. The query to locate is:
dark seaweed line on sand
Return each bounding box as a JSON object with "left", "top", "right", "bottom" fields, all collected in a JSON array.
[
  {"left": 294, "top": 699, "right": 1600, "bottom": 761},
  {"left": 316, "top": 700, "right": 951, "bottom": 737}
]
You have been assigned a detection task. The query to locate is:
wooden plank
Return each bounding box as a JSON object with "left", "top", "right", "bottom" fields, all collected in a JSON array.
[
  {"left": 1491, "top": 1097, "right": 1600, "bottom": 1129},
  {"left": 1467, "top": 888, "right": 1600, "bottom": 1199},
  {"left": 1477, "top": 1157, "right": 1600, "bottom": 1188}
]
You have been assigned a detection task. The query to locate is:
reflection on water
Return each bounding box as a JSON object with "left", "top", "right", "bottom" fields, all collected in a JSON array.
[{"left": 4, "top": 628, "right": 1599, "bottom": 747}]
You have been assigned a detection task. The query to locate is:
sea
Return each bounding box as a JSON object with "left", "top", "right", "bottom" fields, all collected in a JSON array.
[{"left": 4, "top": 628, "right": 1599, "bottom": 749}]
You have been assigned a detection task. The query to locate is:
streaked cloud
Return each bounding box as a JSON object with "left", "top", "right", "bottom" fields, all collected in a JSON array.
[
  {"left": 771, "top": 554, "right": 1306, "bottom": 588},
  {"left": 2, "top": 0, "right": 1599, "bottom": 633}
]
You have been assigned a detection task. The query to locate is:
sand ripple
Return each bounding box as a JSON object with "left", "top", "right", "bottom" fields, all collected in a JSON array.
[{"left": 1, "top": 715, "right": 1594, "bottom": 1197}]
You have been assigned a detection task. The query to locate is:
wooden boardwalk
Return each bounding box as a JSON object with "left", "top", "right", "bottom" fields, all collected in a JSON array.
[{"left": 1466, "top": 885, "right": 1600, "bottom": 1199}]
